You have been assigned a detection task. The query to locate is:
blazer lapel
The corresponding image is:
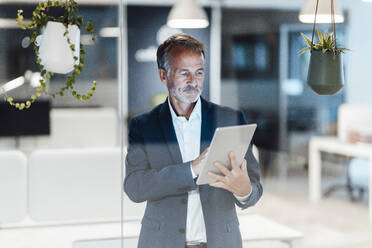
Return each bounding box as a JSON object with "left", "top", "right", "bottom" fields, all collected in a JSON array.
[
  {"left": 199, "top": 97, "right": 216, "bottom": 202},
  {"left": 200, "top": 97, "right": 215, "bottom": 154},
  {"left": 158, "top": 97, "right": 214, "bottom": 202},
  {"left": 158, "top": 98, "right": 183, "bottom": 164}
]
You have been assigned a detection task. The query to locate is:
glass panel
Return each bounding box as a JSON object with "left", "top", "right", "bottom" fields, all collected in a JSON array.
[
  {"left": 287, "top": 26, "right": 346, "bottom": 132},
  {"left": 221, "top": 9, "right": 347, "bottom": 177},
  {"left": 0, "top": 2, "right": 121, "bottom": 247},
  {"left": 221, "top": 9, "right": 292, "bottom": 174},
  {"left": 126, "top": 5, "right": 211, "bottom": 119}
]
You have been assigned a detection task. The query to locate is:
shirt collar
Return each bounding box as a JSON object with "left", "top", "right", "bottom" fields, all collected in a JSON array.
[{"left": 168, "top": 96, "right": 201, "bottom": 122}]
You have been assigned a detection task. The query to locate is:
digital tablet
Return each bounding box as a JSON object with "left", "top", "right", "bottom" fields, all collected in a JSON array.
[{"left": 196, "top": 124, "right": 257, "bottom": 185}]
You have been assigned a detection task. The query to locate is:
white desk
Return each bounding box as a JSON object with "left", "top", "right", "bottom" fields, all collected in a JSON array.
[{"left": 309, "top": 136, "right": 372, "bottom": 221}]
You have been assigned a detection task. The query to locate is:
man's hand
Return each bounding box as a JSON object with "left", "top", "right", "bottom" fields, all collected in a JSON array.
[
  {"left": 191, "top": 147, "right": 209, "bottom": 176},
  {"left": 208, "top": 152, "right": 251, "bottom": 197}
]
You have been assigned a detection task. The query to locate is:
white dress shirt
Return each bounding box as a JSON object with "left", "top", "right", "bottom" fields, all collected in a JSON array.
[{"left": 168, "top": 97, "right": 250, "bottom": 243}]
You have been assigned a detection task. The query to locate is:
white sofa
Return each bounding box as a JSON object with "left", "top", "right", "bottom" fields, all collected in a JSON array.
[
  {"left": 0, "top": 151, "right": 27, "bottom": 224},
  {"left": 0, "top": 148, "right": 146, "bottom": 248},
  {"left": 28, "top": 148, "right": 123, "bottom": 222}
]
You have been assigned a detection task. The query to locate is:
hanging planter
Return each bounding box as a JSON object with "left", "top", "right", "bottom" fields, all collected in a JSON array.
[
  {"left": 299, "top": 0, "right": 349, "bottom": 95},
  {"left": 307, "top": 50, "right": 343, "bottom": 95},
  {"left": 1, "top": 0, "right": 97, "bottom": 110},
  {"left": 39, "top": 21, "right": 81, "bottom": 74}
]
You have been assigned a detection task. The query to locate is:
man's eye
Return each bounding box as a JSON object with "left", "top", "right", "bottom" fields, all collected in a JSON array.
[{"left": 197, "top": 71, "right": 204, "bottom": 76}]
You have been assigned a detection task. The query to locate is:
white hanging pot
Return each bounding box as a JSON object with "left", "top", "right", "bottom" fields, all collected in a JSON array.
[{"left": 38, "top": 21, "right": 80, "bottom": 74}]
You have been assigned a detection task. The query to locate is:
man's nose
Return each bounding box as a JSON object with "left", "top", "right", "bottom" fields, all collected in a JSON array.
[{"left": 187, "top": 73, "right": 197, "bottom": 84}]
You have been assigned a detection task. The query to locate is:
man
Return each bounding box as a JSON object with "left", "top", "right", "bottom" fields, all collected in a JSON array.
[{"left": 124, "top": 33, "right": 262, "bottom": 248}]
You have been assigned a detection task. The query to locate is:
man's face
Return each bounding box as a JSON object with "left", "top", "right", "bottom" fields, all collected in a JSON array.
[{"left": 162, "top": 47, "right": 205, "bottom": 104}]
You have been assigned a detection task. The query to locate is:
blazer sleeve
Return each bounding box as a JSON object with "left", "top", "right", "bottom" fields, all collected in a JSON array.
[
  {"left": 124, "top": 117, "right": 197, "bottom": 203},
  {"left": 233, "top": 111, "right": 263, "bottom": 209}
]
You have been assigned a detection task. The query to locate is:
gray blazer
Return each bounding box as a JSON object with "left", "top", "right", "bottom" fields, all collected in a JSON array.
[{"left": 124, "top": 97, "right": 262, "bottom": 248}]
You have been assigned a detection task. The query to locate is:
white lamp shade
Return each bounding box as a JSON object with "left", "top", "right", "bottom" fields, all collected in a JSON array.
[
  {"left": 38, "top": 21, "right": 80, "bottom": 74},
  {"left": 167, "top": 0, "right": 209, "bottom": 29},
  {"left": 299, "top": 0, "right": 344, "bottom": 23}
]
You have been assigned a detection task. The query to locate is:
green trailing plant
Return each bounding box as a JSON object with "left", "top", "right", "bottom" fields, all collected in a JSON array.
[
  {"left": 299, "top": 29, "right": 349, "bottom": 55},
  {"left": 2, "top": 0, "right": 97, "bottom": 110}
]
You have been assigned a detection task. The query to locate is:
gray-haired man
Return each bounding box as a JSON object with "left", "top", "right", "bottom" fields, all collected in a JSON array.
[{"left": 124, "top": 33, "right": 262, "bottom": 248}]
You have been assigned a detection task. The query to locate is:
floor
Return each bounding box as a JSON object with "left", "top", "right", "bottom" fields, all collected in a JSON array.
[{"left": 242, "top": 158, "right": 372, "bottom": 248}]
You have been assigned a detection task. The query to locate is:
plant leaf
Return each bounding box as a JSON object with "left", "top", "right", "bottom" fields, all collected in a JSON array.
[
  {"left": 298, "top": 47, "right": 311, "bottom": 54},
  {"left": 337, "top": 48, "right": 350, "bottom": 53},
  {"left": 301, "top": 33, "right": 313, "bottom": 47},
  {"left": 314, "top": 44, "right": 322, "bottom": 50},
  {"left": 317, "top": 29, "right": 323, "bottom": 44}
]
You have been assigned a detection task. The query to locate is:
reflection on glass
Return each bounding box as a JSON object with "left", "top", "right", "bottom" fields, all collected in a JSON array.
[
  {"left": 0, "top": 4, "right": 121, "bottom": 247},
  {"left": 255, "top": 42, "right": 267, "bottom": 71}
]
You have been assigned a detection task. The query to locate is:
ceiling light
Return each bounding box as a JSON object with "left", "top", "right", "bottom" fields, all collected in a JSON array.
[
  {"left": 81, "top": 34, "right": 96, "bottom": 45},
  {"left": 299, "top": 0, "right": 344, "bottom": 23},
  {"left": 30, "top": 72, "right": 42, "bottom": 88},
  {"left": 99, "top": 27, "right": 120, "bottom": 38},
  {"left": 1, "top": 76, "right": 25, "bottom": 93},
  {"left": 167, "top": 0, "right": 209, "bottom": 29},
  {"left": 0, "top": 18, "right": 31, "bottom": 29}
]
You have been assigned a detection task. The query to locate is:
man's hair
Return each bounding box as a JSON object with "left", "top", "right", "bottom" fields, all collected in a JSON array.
[{"left": 156, "top": 33, "right": 206, "bottom": 78}]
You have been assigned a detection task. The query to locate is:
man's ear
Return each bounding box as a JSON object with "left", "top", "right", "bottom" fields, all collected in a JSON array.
[{"left": 158, "top": 69, "right": 168, "bottom": 86}]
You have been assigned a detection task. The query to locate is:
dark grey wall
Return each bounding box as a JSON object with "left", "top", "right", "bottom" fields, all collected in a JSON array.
[{"left": 127, "top": 6, "right": 211, "bottom": 117}]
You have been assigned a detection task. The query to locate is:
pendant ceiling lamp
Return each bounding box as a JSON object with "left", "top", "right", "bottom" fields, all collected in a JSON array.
[
  {"left": 299, "top": 0, "right": 344, "bottom": 23},
  {"left": 167, "top": 0, "right": 209, "bottom": 29}
]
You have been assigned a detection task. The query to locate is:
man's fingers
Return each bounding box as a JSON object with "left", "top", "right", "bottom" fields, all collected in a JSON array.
[
  {"left": 208, "top": 172, "right": 226, "bottom": 182},
  {"left": 197, "top": 147, "right": 209, "bottom": 161},
  {"left": 209, "top": 182, "right": 230, "bottom": 191},
  {"left": 209, "top": 181, "right": 224, "bottom": 189},
  {"left": 229, "top": 152, "right": 239, "bottom": 171},
  {"left": 213, "top": 161, "right": 232, "bottom": 176},
  {"left": 242, "top": 159, "right": 248, "bottom": 173},
  {"left": 194, "top": 148, "right": 209, "bottom": 164},
  {"left": 202, "top": 147, "right": 209, "bottom": 155},
  {"left": 209, "top": 181, "right": 222, "bottom": 187},
  {"left": 200, "top": 147, "right": 209, "bottom": 158}
]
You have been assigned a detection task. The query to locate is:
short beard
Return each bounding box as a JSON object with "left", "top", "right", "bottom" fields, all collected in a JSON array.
[{"left": 170, "top": 84, "right": 202, "bottom": 104}]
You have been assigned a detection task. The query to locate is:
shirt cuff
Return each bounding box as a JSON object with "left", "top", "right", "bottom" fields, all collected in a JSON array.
[
  {"left": 233, "top": 187, "right": 252, "bottom": 203},
  {"left": 190, "top": 162, "right": 198, "bottom": 179}
]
